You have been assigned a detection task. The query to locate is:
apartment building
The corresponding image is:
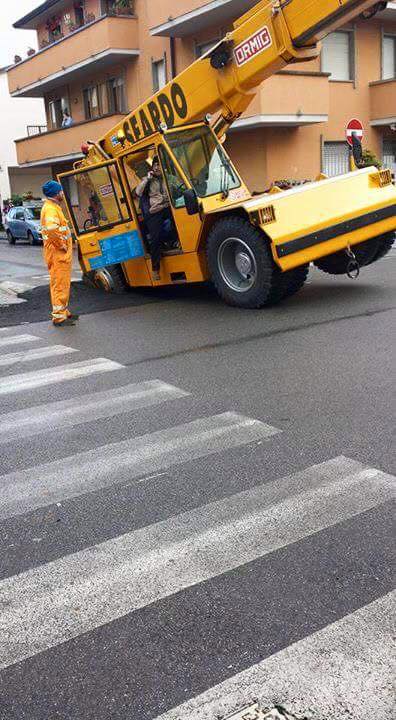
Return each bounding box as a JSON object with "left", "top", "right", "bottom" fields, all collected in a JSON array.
[{"left": 7, "top": 0, "right": 396, "bottom": 194}]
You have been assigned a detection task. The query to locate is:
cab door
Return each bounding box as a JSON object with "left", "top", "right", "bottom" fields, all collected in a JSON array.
[
  {"left": 58, "top": 160, "right": 144, "bottom": 274},
  {"left": 157, "top": 144, "right": 202, "bottom": 254}
]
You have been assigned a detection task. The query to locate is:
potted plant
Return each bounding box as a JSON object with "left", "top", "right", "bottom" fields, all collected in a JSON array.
[
  {"left": 112, "top": 0, "right": 134, "bottom": 15},
  {"left": 46, "top": 15, "right": 63, "bottom": 40},
  {"left": 14, "top": 55, "right": 22, "bottom": 63},
  {"left": 27, "top": 47, "right": 36, "bottom": 56},
  {"left": 85, "top": 12, "right": 96, "bottom": 22},
  {"left": 362, "top": 148, "right": 382, "bottom": 169}
]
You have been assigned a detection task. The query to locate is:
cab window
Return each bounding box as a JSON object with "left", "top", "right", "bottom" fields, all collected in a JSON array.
[
  {"left": 158, "top": 146, "right": 187, "bottom": 209},
  {"left": 165, "top": 125, "right": 241, "bottom": 198},
  {"left": 61, "top": 163, "right": 130, "bottom": 235}
]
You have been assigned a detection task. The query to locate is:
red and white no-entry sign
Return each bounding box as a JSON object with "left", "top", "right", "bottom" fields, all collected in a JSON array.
[{"left": 346, "top": 118, "right": 364, "bottom": 146}]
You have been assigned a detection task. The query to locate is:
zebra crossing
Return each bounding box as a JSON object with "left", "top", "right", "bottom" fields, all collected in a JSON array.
[{"left": 0, "top": 326, "right": 394, "bottom": 719}]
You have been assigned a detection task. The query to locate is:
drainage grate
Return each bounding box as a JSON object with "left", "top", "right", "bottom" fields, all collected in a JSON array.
[{"left": 222, "top": 703, "right": 302, "bottom": 720}]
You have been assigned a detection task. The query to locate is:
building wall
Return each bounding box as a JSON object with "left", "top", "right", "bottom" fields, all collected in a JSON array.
[
  {"left": 9, "top": 167, "right": 52, "bottom": 198},
  {"left": 7, "top": 1, "right": 396, "bottom": 189},
  {"left": 0, "top": 68, "right": 47, "bottom": 204}
]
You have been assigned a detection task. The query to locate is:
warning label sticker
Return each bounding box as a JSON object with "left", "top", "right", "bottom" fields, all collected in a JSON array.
[{"left": 99, "top": 183, "right": 114, "bottom": 197}]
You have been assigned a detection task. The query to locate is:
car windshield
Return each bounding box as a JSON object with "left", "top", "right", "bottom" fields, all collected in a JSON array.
[
  {"left": 25, "top": 208, "right": 41, "bottom": 220},
  {"left": 165, "top": 126, "right": 241, "bottom": 198}
]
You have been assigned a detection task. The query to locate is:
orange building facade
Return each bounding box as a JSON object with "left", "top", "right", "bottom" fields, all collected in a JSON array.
[{"left": 7, "top": 0, "right": 396, "bottom": 193}]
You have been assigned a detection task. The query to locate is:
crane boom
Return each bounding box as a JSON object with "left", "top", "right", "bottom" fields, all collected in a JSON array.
[{"left": 92, "top": 0, "right": 382, "bottom": 161}]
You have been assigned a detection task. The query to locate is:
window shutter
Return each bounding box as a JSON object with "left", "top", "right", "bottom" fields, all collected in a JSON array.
[
  {"left": 323, "top": 142, "right": 350, "bottom": 177},
  {"left": 382, "top": 36, "right": 396, "bottom": 80},
  {"left": 322, "top": 32, "right": 351, "bottom": 81},
  {"left": 383, "top": 139, "right": 396, "bottom": 174}
]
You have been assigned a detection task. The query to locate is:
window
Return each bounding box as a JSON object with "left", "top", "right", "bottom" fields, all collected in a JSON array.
[
  {"left": 84, "top": 78, "right": 124, "bottom": 120},
  {"left": 321, "top": 31, "right": 354, "bottom": 81},
  {"left": 165, "top": 126, "right": 241, "bottom": 198},
  {"left": 14, "top": 209, "right": 25, "bottom": 220},
  {"left": 83, "top": 86, "right": 101, "bottom": 120},
  {"left": 382, "top": 35, "right": 396, "bottom": 80},
  {"left": 383, "top": 139, "right": 396, "bottom": 175},
  {"left": 323, "top": 142, "right": 350, "bottom": 176},
  {"left": 152, "top": 58, "right": 167, "bottom": 92},
  {"left": 61, "top": 163, "right": 130, "bottom": 235},
  {"left": 25, "top": 208, "right": 41, "bottom": 220},
  {"left": 61, "top": 175, "right": 79, "bottom": 207},
  {"left": 74, "top": 0, "right": 85, "bottom": 27},
  {"left": 158, "top": 146, "right": 187, "bottom": 208},
  {"left": 48, "top": 97, "right": 68, "bottom": 129},
  {"left": 107, "top": 77, "right": 126, "bottom": 114},
  {"left": 195, "top": 39, "right": 219, "bottom": 59}
]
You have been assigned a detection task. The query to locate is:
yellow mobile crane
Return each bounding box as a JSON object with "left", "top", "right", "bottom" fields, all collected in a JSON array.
[{"left": 59, "top": 0, "right": 395, "bottom": 308}]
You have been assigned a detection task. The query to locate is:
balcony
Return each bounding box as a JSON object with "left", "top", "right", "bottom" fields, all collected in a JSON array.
[
  {"left": 15, "top": 114, "right": 125, "bottom": 167},
  {"left": 229, "top": 71, "right": 330, "bottom": 130},
  {"left": 8, "top": 14, "right": 139, "bottom": 98},
  {"left": 369, "top": 79, "right": 396, "bottom": 127},
  {"left": 149, "top": 0, "right": 258, "bottom": 37}
]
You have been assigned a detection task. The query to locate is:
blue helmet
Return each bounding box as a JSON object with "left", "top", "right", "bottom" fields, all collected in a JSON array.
[{"left": 42, "top": 180, "right": 63, "bottom": 198}]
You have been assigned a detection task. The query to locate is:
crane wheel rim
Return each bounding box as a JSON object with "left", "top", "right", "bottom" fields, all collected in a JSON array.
[{"left": 217, "top": 237, "right": 257, "bottom": 293}]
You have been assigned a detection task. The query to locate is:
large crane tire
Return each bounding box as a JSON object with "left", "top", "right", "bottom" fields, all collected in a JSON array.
[
  {"left": 313, "top": 235, "right": 386, "bottom": 275},
  {"left": 206, "top": 217, "right": 281, "bottom": 308},
  {"left": 365, "top": 232, "right": 394, "bottom": 264},
  {"left": 268, "top": 265, "right": 309, "bottom": 304}
]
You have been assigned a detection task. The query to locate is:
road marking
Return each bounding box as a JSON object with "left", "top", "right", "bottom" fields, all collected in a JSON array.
[
  {"left": 0, "top": 334, "right": 40, "bottom": 349},
  {"left": 0, "top": 457, "right": 393, "bottom": 669},
  {"left": 0, "top": 380, "right": 189, "bottom": 444},
  {"left": 0, "top": 412, "right": 279, "bottom": 520},
  {"left": 0, "top": 357, "right": 123, "bottom": 395},
  {"left": 0, "top": 344, "right": 78, "bottom": 368},
  {"left": 0, "top": 280, "right": 31, "bottom": 295},
  {"left": 154, "top": 591, "right": 395, "bottom": 720}
]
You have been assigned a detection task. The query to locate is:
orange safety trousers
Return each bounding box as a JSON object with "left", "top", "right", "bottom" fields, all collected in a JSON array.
[
  {"left": 41, "top": 199, "right": 73, "bottom": 324},
  {"left": 43, "top": 242, "right": 73, "bottom": 323}
]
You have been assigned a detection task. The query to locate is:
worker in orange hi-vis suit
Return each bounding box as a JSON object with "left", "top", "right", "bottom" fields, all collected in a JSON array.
[{"left": 40, "top": 181, "right": 79, "bottom": 327}]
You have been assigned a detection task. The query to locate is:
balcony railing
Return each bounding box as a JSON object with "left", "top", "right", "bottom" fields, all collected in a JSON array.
[
  {"left": 27, "top": 125, "right": 48, "bottom": 137},
  {"left": 230, "top": 71, "right": 330, "bottom": 130},
  {"left": 37, "top": 2, "right": 136, "bottom": 52},
  {"left": 8, "top": 13, "right": 139, "bottom": 98},
  {"left": 369, "top": 78, "right": 396, "bottom": 126},
  {"left": 15, "top": 114, "right": 125, "bottom": 166},
  {"left": 149, "top": 0, "right": 258, "bottom": 37}
]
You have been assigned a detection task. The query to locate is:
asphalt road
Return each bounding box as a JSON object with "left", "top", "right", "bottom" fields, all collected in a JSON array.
[{"left": 0, "top": 239, "right": 394, "bottom": 720}]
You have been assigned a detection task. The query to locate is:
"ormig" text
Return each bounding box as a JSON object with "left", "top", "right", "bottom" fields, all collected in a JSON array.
[{"left": 234, "top": 26, "right": 272, "bottom": 67}]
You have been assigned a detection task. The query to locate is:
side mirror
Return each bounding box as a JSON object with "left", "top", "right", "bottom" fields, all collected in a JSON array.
[{"left": 184, "top": 188, "right": 200, "bottom": 216}]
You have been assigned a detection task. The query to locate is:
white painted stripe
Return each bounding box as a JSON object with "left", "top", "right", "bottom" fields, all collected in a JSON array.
[
  {"left": 0, "top": 357, "right": 123, "bottom": 395},
  {"left": 0, "top": 380, "right": 189, "bottom": 445},
  {"left": 155, "top": 591, "right": 395, "bottom": 720},
  {"left": 0, "top": 334, "right": 39, "bottom": 349},
  {"left": 0, "top": 412, "right": 279, "bottom": 519},
  {"left": 0, "top": 457, "right": 393, "bottom": 669},
  {"left": 0, "top": 344, "right": 78, "bottom": 368}
]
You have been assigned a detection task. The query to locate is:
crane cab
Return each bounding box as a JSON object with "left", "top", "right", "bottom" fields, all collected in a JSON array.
[{"left": 58, "top": 122, "right": 250, "bottom": 291}]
